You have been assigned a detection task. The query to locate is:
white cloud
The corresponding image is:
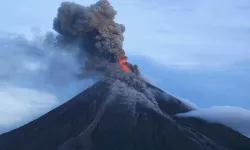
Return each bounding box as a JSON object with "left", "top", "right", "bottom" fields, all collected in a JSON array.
[
  {"left": 0, "top": 33, "right": 95, "bottom": 134},
  {"left": 0, "top": 0, "right": 249, "bottom": 139},
  {"left": 176, "top": 106, "right": 250, "bottom": 138},
  {"left": 0, "top": 85, "right": 58, "bottom": 133}
]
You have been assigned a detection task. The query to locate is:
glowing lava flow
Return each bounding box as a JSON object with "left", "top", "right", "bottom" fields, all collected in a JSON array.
[{"left": 119, "top": 59, "right": 130, "bottom": 71}]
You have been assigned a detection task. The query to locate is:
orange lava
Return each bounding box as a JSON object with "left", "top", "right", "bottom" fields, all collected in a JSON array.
[{"left": 119, "top": 59, "right": 130, "bottom": 71}]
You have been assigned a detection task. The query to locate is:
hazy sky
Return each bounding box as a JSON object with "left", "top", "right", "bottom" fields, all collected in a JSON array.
[
  {"left": 0, "top": 0, "right": 250, "bottom": 134},
  {"left": 1, "top": 0, "right": 250, "bottom": 68}
]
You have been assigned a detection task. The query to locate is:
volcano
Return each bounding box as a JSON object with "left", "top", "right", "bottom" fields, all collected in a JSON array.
[
  {"left": 0, "top": 72, "right": 250, "bottom": 150},
  {"left": 0, "top": 0, "right": 250, "bottom": 150}
]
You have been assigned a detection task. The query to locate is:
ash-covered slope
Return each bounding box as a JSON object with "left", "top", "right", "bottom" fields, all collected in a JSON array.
[
  {"left": 0, "top": 71, "right": 250, "bottom": 150},
  {"left": 1, "top": 0, "right": 250, "bottom": 150}
]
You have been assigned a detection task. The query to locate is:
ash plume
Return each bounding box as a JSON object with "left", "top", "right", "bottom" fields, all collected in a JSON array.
[{"left": 53, "top": 0, "right": 140, "bottom": 75}]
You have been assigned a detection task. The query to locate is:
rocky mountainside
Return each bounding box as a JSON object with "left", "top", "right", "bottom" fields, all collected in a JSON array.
[
  {"left": 0, "top": 72, "right": 249, "bottom": 150},
  {"left": 1, "top": 0, "right": 249, "bottom": 150}
]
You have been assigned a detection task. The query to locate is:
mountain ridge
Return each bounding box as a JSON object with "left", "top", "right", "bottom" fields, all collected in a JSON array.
[{"left": 0, "top": 76, "right": 249, "bottom": 150}]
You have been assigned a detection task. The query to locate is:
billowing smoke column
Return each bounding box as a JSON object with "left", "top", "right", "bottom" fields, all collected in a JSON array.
[{"left": 53, "top": 0, "right": 140, "bottom": 75}]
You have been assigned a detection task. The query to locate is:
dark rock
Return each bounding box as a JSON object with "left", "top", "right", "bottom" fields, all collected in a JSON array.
[
  {"left": 174, "top": 116, "right": 250, "bottom": 150},
  {"left": 0, "top": 77, "right": 249, "bottom": 150}
]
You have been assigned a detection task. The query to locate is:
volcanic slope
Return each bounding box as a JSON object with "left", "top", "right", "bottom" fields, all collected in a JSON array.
[
  {"left": 0, "top": 72, "right": 250, "bottom": 150},
  {"left": 1, "top": 0, "right": 250, "bottom": 149}
]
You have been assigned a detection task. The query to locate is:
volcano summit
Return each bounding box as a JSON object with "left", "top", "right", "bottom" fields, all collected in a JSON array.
[{"left": 0, "top": 0, "right": 250, "bottom": 150}]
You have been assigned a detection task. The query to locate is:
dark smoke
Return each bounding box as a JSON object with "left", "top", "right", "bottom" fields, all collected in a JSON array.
[{"left": 53, "top": 0, "right": 140, "bottom": 75}]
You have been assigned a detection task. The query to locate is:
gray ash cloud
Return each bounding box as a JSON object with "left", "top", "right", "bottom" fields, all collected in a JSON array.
[{"left": 52, "top": 0, "right": 140, "bottom": 75}]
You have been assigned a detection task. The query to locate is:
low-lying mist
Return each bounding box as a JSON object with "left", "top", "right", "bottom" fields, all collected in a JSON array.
[{"left": 0, "top": 31, "right": 96, "bottom": 134}]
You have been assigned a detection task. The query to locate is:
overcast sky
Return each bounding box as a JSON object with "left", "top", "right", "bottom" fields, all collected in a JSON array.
[{"left": 0, "top": 0, "right": 250, "bottom": 134}]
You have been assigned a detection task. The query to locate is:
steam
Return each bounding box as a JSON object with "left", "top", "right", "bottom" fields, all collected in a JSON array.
[
  {"left": 0, "top": 32, "right": 96, "bottom": 134},
  {"left": 0, "top": 32, "right": 94, "bottom": 92},
  {"left": 53, "top": 0, "right": 140, "bottom": 75},
  {"left": 0, "top": 0, "right": 141, "bottom": 133}
]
